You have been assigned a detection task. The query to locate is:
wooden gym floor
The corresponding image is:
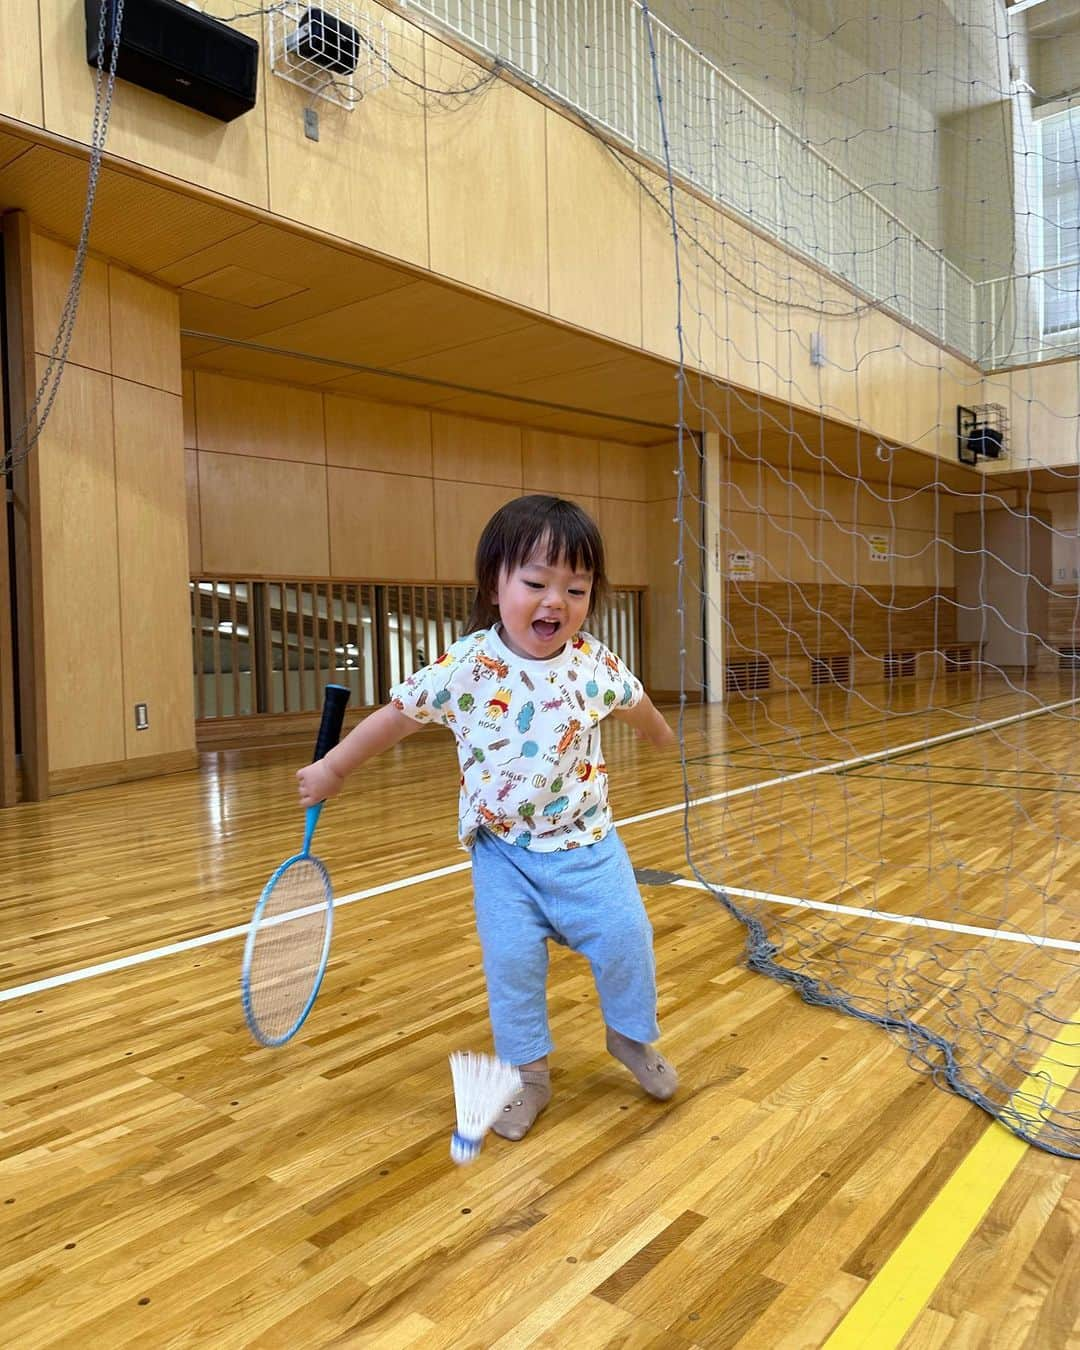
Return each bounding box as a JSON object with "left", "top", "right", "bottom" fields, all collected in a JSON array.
[{"left": 0, "top": 679, "right": 1077, "bottom": 1347}]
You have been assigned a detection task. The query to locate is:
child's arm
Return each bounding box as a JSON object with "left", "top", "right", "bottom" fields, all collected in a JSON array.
[
  {"left": 611, "top": 693, "right": 676, "bottom": 749},
  {"left": 297, "top": 703, "right": 424, "bottom": 806}
]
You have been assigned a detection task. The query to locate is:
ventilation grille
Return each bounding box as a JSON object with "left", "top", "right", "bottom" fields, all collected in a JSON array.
[
  {"left": 884, "top": 650, "right": 916, "bottom": 680},
  {"left": 810, "top": 653, "right": 851, "bottom": 686},
  {"left": 943, "top": 645, "right": 974, "bottom": 672},
  {"left": 726, "top": 659, "right": 771, "bottom": 693},
  {"left": 1059, "top": 647, "right": 1080, "bottom": 672}
]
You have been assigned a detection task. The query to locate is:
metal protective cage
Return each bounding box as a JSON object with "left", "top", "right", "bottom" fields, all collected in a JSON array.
[
  {"left": 957, "top": 403, "right": 1009, "bottom": 466},
  {"left": 269, "top": 2, "right": 389, "bottom": 108}
]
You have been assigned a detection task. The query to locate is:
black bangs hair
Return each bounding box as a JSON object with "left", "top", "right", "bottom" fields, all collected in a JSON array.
[{"left": 465, "top": 494, "right": 608, "bottom": 634}]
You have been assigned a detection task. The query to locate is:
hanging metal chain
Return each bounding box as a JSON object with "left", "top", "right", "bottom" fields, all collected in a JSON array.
[{"left": 3, "top": 0, "right": 126, "bottom": 476}]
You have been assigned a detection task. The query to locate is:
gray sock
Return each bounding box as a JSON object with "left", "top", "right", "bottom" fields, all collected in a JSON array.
[
  {"left": 491, "top": 1068, "right": 552, "bottom": 1141},
  {"left": 606, "top": 1027, "right": 679, "bottom": 1100}
]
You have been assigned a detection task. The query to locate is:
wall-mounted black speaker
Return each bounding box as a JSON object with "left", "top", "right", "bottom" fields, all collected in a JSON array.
[{"left": 85, "top": 0, "right": 259, "bottom": 123}]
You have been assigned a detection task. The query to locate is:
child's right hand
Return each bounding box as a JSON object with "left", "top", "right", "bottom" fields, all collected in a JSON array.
[{"left": 296, "top": 758, "right": 344, "bottom": 808}]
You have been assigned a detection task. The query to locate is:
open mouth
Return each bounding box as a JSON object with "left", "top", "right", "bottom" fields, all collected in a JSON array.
[{"left": 532, "top": 619, "right": 561, "bottom": 641}]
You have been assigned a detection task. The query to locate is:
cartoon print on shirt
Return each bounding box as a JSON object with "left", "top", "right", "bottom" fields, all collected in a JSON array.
[
  {"left": 475, "top": 651, "right": 509, "bottom": 680},
  {"left": 389, "top": 628, "right": 642, "bottom": 852},
  {"left": 486, "top": 688, "right": 512, "bottom": 717},
  {"left": 556, "top": 721, "right": 582, "bottom": 755}
]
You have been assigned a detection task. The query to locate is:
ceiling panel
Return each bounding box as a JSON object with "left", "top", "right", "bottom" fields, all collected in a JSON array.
[
  {"left": 180, "top": 334, "right": 224, "bottom": 362},
  {"left": 243, "top": 282, "right": 537, "bottom": 369},
  {"left": 0, "top": 146, "right": 250, "bottom": 273},
  {"left": 188, "top": 344, "right": 364, "bottom": 387},
  {"left": 183, "top": 265, "right": 307, "bottom": 308},
  {"left": 521, "top": 408, "right": 673, "bottom": 444},
  {"left": 318, "top": 369, "right": 477, "bottom": 406},
  {"left": 389, "top": 321, "right": 621, "bottom": 389},
  {"left": 0, "top": 131, "right": 30, "bottom": 170}
]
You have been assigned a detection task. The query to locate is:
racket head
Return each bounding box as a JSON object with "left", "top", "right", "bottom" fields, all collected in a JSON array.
[{"left": 241, "top": 851, "right": 334, "bottom": 1047}]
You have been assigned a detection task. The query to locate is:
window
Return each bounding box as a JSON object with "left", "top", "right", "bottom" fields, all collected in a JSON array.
[{"left": 1041, "top": 108, "right": 1080, "bottom": 336}]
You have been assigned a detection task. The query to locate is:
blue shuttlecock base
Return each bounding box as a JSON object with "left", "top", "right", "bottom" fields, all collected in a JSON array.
[{"left": 450, "top": 1130, "right": 482, "bottom": 1165}]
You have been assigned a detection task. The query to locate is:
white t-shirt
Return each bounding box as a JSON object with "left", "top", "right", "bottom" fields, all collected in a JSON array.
[{"left": 389, "top": 625, "right": 644, "bottom": 852}]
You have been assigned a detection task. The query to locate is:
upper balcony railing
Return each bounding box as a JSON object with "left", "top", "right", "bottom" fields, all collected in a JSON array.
[
  {"left": 402, "top": 0, "right": 1080, "bottom": 372},
  {"left": 402, "top": 0, "right": 977, "bottom": 359},
  {"left": 974, "top": 262, "right": 1080, "bottom": 370}
]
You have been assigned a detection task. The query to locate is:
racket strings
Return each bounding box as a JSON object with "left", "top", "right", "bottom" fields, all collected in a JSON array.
[{"left": 246, "top": 858, "right": 331, "bottom": 1043}]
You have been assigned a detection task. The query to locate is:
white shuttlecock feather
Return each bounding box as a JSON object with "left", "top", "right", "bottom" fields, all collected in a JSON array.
[{"left": 448, "top": 1051, "right": 522, "bottom": 1165}]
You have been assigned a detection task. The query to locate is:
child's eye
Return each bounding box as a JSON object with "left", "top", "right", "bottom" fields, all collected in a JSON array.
[
  {"left": 523, "top": 581, "right": 544, "bottom": 590},
  {"left": 569, "top": 589, "right": 586, "bottom": 597}
]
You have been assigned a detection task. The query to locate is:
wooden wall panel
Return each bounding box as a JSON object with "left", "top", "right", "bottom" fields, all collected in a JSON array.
[
  {"left": 987, "top": 358, "right": 1080, "bottom": 469},
  {"left": 194, "top": 372, "right": 325, "bottom": 463},
  {"left": 639, "top": 170, "right": 681, "bottom": 368},
  {"left": 327, "top": 468, "right": 435, "bottom": 579},
  {"left": 183, "top": 370, "right": 196, "bottom": 447},
  {"left": 523, "top": 429, "right": 600, "bottom": 498},
  {"left": 1048, "top": 494, "right": 1079, "bottom": 583},
  {"left": 434, "top": 481, "right": 520, "bottom": 581},
  {"left": 725, "top": 584, "right": 958, "bottom": 661},
  {"left": 199, "top": 452, "right": 330, "bottom": 575},
  {"left": 37, "top": 361, "right": 125, "bottom": 772},
  {"left": 647, "top": 442, "right": 682, "bottom": 503},
  {"left": 108, "top": 267, "right": 182, "bottom": 393},
  {"left": 598, "top": 499, "right": 648, "bottom": 585},
  {"left": 325, "top": 396, "right": 432, "bottom": 477},
  {"left": 645, "top": 497, "right": 690, "bottom": 693},
  {"left": 38, "top": 1, "right": 268, "bottom": 208},
  {"left": 0, "top": 1, "right": 44, "bottom": 126},
  {"left": 186, "top": 375, "right": 662, "bottom": 591},
  {"left": 640, "top": 170, "right": 721, "bottom": 375},
  {"left": 4, "top": 213, "right": 46, "bottom": 798},
  {"left": 545, "top": 112, "right": 643, "bottom": 349},
  {"left": 30, "top": 233, "right": 111, "bottom": 372},
  {"left": 185, "top": 450, "right": 202, "bottom": 575},
  {"left": 432, "top": 413, "right": 522, "bottom": 488},
  {"left": 265, "top": 3, "right": 427, "bottom": 266},
  {"left": 598, "top": 441, "right": 650, "bottom": 501},
  {"left": 425, "top": 39, "right": 548, "bottom": 312},
  {"left": 114, "top": 383, "right": 193, "bottom": 759}
]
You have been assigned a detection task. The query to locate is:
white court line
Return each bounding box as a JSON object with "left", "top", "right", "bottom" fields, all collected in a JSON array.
[
  {"left": 672, "top": 880, "right": 1080, "bottom": 953},
  {"left": 2, "top": 694, "right": 1078, "bottom": 1004},
  {"left": 0, "top": 862, "right": 471, "bottom": 1004},
  {"left": 618, "top": 693, "right": 1080, "bottom": 827}
]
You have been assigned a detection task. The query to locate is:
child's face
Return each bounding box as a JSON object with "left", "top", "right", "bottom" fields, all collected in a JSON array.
[{"left": 494, "top": 544, "right": 593, "bottom": 660}]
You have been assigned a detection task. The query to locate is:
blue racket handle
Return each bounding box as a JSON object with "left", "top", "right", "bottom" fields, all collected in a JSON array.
[{"left": 313, "top": 683, "right": 350, "bottom": 763}]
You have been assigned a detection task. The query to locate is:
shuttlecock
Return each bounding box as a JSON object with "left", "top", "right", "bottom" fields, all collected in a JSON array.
[{"left": 448, "top": 1050, "right": 522, "bottom": 1165}]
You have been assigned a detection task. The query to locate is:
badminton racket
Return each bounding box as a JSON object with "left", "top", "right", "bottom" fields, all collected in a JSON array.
[{"left": 241, "top": 682, "right": 350, "bottom": 1046}]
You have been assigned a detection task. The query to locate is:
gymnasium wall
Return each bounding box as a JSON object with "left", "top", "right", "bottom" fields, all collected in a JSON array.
[
  {"left": 0, "top": 0, "right": 1006, "bottom": 477},
  {"left": 984, "top": 358, "right": 1080, "bottom": 471},
  {"left": 719, "top": 452, "right": 961, "bottom": 690},
  {"left": 183, "top": 370, "right": 687, "bottom": 691},
  {"left": 24, "top": 227, "right": 194, "bottom": 788}
]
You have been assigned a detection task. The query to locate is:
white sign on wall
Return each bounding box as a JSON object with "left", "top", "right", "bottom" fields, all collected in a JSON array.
[
  {"left": 868, "top": 534, "right": 891, "bottom": 563},
  {"left": 727, "top": 549, "right": 755, "bottom": 580}
]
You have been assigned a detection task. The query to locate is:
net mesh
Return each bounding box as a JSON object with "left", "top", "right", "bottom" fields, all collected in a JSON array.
[
  {"left": 638, "top": 0, "right": 1080, "bottom": 1158},
  {"left": 398, "top": 0, "right": 1080, "bottom": 1155},
  {"left": 244, "top": 857, "right": 332, "bottom": 1044}
]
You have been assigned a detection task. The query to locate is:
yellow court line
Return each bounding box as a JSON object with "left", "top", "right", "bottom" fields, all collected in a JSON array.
[{"left": 823, "top": 1016, "right": 1079, "bottom": 1350}]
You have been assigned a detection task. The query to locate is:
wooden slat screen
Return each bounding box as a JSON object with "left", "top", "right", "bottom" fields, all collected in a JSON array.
[{"left": 190, "top": 580, "right": 647, "bottom": 722}]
